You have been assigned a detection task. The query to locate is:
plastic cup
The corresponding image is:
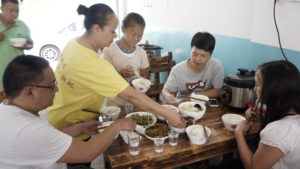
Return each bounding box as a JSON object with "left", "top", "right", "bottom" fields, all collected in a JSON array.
[
  {"left": 128, "top": 132, "right": 140, "bottom": 156},
  {"left": 168, "top": 131, "right": 179, "bottom": 146},
  {"left": 153, "top": 137, "right": 165, "bottom": 153}
]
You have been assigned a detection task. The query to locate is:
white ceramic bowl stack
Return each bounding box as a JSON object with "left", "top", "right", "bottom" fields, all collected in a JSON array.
[
  {"left": 178, "top": 101, "right": 206, "bottom": 121},
  {"left": 221, "top": 113, "right": 246, "bottom": 132},
  {"left": 131, "top": 78, "right": 151, "bottom": 93}
]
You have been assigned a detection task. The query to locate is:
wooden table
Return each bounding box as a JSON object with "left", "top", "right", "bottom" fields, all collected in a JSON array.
[{"left": 104, "top": 103, "right": 260, "bottom": 169}]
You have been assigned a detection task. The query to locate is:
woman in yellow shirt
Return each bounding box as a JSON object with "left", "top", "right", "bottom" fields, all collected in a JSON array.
[{"left": 47, "top": 3, "right": 185, "bottom": 141}]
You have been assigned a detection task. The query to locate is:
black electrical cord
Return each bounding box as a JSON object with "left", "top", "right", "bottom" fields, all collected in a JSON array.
[{"left": 273, "top": 0, "right": 288, "bottom": 61}]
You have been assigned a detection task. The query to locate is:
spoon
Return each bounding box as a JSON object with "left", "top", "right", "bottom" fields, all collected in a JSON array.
[
  {"left": 194, "top": 103, "right": 202, "bottom": 111},
  {"left": 201, "top": 118, "right": 209, "bottom": 140}
]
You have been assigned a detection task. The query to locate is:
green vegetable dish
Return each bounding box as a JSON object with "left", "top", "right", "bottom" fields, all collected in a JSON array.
[{"left": 131, "top": 113, "right": 154, "bottom": 126}]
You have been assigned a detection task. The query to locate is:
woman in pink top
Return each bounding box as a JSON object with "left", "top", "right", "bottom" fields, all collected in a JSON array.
[{"left": 235, "top": 60, "right": 300, "bottom": 169}]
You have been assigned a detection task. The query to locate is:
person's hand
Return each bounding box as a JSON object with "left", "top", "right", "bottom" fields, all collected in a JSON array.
[
  {"left": 115, "top": 117, "right": 136, "bottom": 131},
  {"left": 245, "top": 108, "right": 258, "bottom": 121},
  {"left": 235, "top": 120, "right": 252, "bottom": 136},
  {"left": 80, "top": 120, "right": 102, "bottom": 135},
  {"left": 120, "top": 65, "right": 135, "bottom": 78},
  {"left": 166, "top": 112, "right": 186, "bottom": 128},
  {"left": 0, "top": 32, "right": 5, "bottom": 41},
  {"left": 163, "top": 94, "right": 178, "bottom": 105}
]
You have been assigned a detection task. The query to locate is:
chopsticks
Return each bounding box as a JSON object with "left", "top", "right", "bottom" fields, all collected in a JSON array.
[
  {"left": 186, "top": 96, "right": 209, "bottom": 102},
  {"left": 201, "top": 119, "right": 209, "bottom": 140}
]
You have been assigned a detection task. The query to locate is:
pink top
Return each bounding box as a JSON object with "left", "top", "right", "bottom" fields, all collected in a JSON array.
[{"left": 260, "top": 114, "right": 300, "bottom": 169}]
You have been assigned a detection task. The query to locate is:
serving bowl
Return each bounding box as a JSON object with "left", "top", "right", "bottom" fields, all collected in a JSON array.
[
  {"left": 186, "top": 125, "right": 211, "bottom": 145},
  {"left": 222, "top": 113, "right": 246, "bottom": 132},
  {"left": 157, "top": 104, "right": 179, "bottom": 121},
  {"left": 178, "top": 101, "right": 206, "bottom": 121},
  {"left": 10, "top": 38, "right": 26, "bottom": 47},
  {"left": 144, "top": 123, "right": 170, "bottom": 141},
  {"left": 131, "top": 78, "right": 151, "bottom": 93},
  {"left": 101, "top": 106, "right": 121, "bottom": 121},
  {"left": 125, "top": 112, "right": 157, "bottom": 127}
]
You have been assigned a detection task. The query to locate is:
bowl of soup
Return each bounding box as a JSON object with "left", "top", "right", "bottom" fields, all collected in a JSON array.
[
  {"left": 132, "top": 78, "right": 151, "bottom": 93},
  {"left": 222, "top": 113, "right": 246, "bottom": 132},
  {"left": 101, "top": 106, "right": 121, "bottom": 121},
  {"left": 178, "top": 101, "right": 206, "bottom": 121}
]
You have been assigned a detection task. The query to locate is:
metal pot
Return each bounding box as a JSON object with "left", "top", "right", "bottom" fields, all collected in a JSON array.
[{"left": 221, "top": 68, "right": 256, "bottom": 108}]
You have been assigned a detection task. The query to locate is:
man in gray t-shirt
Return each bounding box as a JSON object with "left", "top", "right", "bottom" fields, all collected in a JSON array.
[{"left": 162, "top": 32, "right": 224, "bottom": 104}]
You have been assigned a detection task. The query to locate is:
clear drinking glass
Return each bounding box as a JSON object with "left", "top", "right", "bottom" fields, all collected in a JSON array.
[
  {"left": 128, "top": 132, "right": 140, "bottom": 156},
  {"left": 153, "top": 137, "right": 165, "bottom": 153},
  {"left": 168, "top": 131, "right": 179, "bottom": 146},
  {"left": 124, "top": 102, "right": 134, "bottom": 114},
  {"left": 99, "top": 113, "right": 112, "bottom": 122}
]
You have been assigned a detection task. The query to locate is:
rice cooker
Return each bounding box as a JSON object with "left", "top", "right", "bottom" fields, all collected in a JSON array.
[{"left": 221, "top": 68, "right": 256, "bottom": 109}]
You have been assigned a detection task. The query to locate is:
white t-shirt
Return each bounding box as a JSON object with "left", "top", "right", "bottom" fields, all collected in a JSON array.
[
  {"left": 260, "top": 115, "right": 300, "bottom": 169},
  {"left": 103, "top": 41, "right": 149, "bottom": 76},
  {"left": 0, "top": 102, "right": 72, "bottom": 169},
  {"left": 164, "top": 58, "right": 224, "bottom": 97}
]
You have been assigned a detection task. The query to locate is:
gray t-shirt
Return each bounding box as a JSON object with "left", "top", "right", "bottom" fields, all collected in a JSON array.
[{"left": 164, "top": 58, "right": 224, "bottom": 97}]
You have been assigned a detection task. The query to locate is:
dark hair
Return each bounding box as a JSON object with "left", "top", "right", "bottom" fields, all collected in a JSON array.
[
  {"left": 191, "top": 32, "right": 215, "bottom": 54},
  {"left": 77, "top": 3, "right": 114, "bottom": 31},
  {"left": 122, "top": 12, "right": 145, "bottom": 28},
  {"left": 258, "top": 60, "right": 300, "bottom": 129},
  {"left": 1, "top": 0, "right": 18, "bottom": 5},
  {"left": 3, "top": 55, "right": 49, "bottom": 99}
]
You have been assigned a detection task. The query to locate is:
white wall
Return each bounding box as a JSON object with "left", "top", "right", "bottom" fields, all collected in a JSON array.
[{"left": 124, "top": 0, "right": 300, "bottom": 51}]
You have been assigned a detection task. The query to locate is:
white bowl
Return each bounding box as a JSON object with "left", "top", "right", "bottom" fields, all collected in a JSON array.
[
  {"left": 178, "top": 101, "right": 206, "bottom": 121},
  {"left": 190, "top": 93, "right": 209, "bottom": 105},
  {"left": 120, "top": 130, "right": 142, "bottom": 144},
  {"left": 131, "top": 78, "right": 151, "bottom": 93},
  {"left": 222, "top": 113, "right": 246, "bottom": 132},
  {"left": 186, "top": 125, "right": 211, "bottom": 145},
  {"left": 101, "top": 106, "right": 121, "bottom": 121},
  {"left": 125, "top": 112, "right": 157, "bottom": 127},
  {"left": 157, "top": 104, "right": 179, "bottom": 121},
  {"left": 98, "top": 121, "right": 119, "bottom": 139},
  {"left": 10, "top": 38, "right": 26, "bottom": 47},
  {"left": 144, "top": 124, "right": 170, "bottom": 141}
]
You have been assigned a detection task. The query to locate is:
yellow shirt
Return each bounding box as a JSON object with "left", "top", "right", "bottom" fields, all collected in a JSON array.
[{"left": 46, "top": 39, "right": 129, "bottom": 140}]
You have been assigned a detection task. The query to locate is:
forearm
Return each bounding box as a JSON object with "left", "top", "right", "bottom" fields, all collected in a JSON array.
[
  {"left": 59, "top": 123, "right": 83, "bottom": 137},
  {"left": 195, "top": 88, "right": 222, "bottom": 98},
  {"left": 162, "top": 88, "right": 175, "bottom": 100},
  {"left": 235, "top": 132, "right": 253, "bottom": 169},
  {"left": 58, "top": 122, "right": 121, "bottom": 163}
]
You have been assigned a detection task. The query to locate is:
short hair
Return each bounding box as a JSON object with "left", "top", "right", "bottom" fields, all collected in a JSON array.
[
  {"left": 191, "top": 32, "right": 215, "bottom": 54},
  {"left": 3, "top": 55, "right": 49, "bottom": 99},
  {"left": 1, "top": 0, "right": 19, "bottom": 5},
  {"left": 122, "top": 12, "right": 145, "bottom": 28},
  {"left": 77, "top": 3, "right": 114, "bottom": 31},
  {"left": 258, "top": 60, "right": 300, "bottom": 129}
]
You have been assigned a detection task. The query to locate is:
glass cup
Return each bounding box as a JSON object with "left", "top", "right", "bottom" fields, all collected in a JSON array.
[
  {"left": 99, "top": 113, "right": 112, "bottom": 122},
  {"left": 128, "top": 132, "right": 140, "bottom": 156},
  {"left": 168, "top": 131, "right": 179, "bottom": 146},
  {"left": 124, "top": 103, "right": 134, "bottom": 114},
  {"left": 153, "top": 137, "right": 165, "bottom": 153}
]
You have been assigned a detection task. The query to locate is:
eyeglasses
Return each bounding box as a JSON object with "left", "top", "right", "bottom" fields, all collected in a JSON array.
[{"left": 24, "top": 80, "right": 58, "bottom": 91}]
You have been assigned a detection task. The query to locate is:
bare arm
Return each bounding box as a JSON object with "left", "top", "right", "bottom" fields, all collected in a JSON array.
[
  {"left": 119, "top": 86, "right": 186, "bottom": 128},
  {"left": 140, "top": 67, "right": 149, "bottom": 79},
  {"left": 235, "top": 120, "right": 284, "bottom": 169},
  {"left": 195, "top": 88, "right": 222, "bottom": 98},
  {"left": 58, "top": 118, "right": 136, "bottom": 163},
  {"left": 59, "top": 120, "right": 102, "bottom": 137},
  {"left": 162, "top": 88, "right": 177, "bottom": 104}
]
